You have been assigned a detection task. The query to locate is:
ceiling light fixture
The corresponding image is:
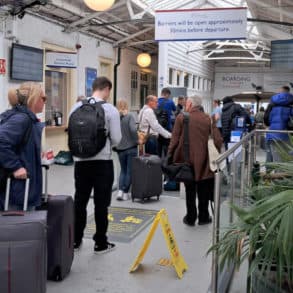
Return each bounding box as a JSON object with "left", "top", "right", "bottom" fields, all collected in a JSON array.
[
  {"left": 84, "top": 0, "right": 115, "bottom": 11},
  {"left": 137, "top": 53, "right": 151, "bottom": 68}
]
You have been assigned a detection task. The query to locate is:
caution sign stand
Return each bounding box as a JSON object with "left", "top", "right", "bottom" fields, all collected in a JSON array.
[{"left": 129, "top": 209, "right": 188, "bottom": 279}]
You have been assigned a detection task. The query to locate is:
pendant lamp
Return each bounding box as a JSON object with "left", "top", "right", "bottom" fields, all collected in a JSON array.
[
  {"left": 137, "top": 53, "right": 151, "bottom": 68},
  {"left": 84, "top": 0, "right": 115, "bottom": 11}
]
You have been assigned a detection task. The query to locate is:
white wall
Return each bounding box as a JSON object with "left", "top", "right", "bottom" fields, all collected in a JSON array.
[
  {"left": 158, "top": 41, "right": 215, "bottom": 113},
  {"left": 0, "top": 14, "right": 158, "bottom": 113}
]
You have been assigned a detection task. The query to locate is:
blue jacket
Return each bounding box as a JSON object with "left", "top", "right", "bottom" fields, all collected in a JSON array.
[
  {"left": 267, "top": 92, "right": 293, "bottom": 141},
  {"left": 0, "top": 105, "right": 44, "bottom": 209},
  {"left": 158, "top": 97, "right": 176, "bottom": 131}
]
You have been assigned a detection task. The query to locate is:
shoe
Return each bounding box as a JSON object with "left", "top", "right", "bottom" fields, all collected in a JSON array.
[
  {"left": 116, "top": 190, "right": 123, "bottom": 201},
  {"left": 183, "top": 216, "right": 195, "bottom": 227},
  {"left": 94, "top": 242, "right": 116, "bottom": 254},
  {"left": 198, "top": 217, "right": 212, "bottom": 225},
  {"left": 74, "top": 240, "right": 82, "bottom": 251},
  {"left": 122, "top": 192, "right": 129, "bottom": 200}
]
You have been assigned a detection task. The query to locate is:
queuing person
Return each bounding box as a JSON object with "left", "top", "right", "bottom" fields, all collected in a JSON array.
[
  {"left": 211, "top": 99, "right": 222, "bottom": 135},
  {"left": 168, "top": 96, "right": 222, "bottom": 226},
  {"left": 157, "top": 88, "right": 176, "bottom": 158},
  {"left": 0, "top": 82, "right": 46, "bottom": 211},
  {"left": 115, "top": 99, "right": 137, "bottom": 201},
  {"left": 175, "top": 96, "right": 186, "bottom": 117},
  {"left": 71, "top": 77, "right": 121, "bottom": 253},
  {"left": 255, "top": 106, "right": 265, "bottom": 125},
  {"left": 138, "top": 95, "right": 171, "bottom": 155},
  {"left": 265, "top": 86, "right": 293, "bottom": 162},
  {"left": 221, "top": 96, "right": 251, "bottom": 149}
]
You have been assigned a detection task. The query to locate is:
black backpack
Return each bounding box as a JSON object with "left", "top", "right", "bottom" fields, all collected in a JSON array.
[
  {"left": 155, "top": 99, "right": 169, "bottom": 128},
  {"left": 68, "top": 99, "right": 106, "bottom": 158}
]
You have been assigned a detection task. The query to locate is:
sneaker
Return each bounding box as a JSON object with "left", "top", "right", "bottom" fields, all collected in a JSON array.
[
  {"left": 116, "top": 190, "right": 123, "bottom": 201},
  {"left": 74, "top": 240, "right": 82, "bottom": 251},
  {"left": 122, "top": 192, "right": 129, "bottom": 201},
  {"left": 94, "top": 242, "right": 116, "bottom": 254}
]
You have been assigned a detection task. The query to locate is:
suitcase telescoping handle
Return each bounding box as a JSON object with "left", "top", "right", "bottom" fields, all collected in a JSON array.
[
  {"left": 4, "top": 176, "right": 30, "bottom": 212},
  {"left": 42, "top": 164, "right": 49, "bottom": 203},
  {"left": 137, "top": 145, "right": 145, "bottom": 156}
]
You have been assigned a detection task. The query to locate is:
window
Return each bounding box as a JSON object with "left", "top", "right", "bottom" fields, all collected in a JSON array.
[
  {"left": 168, "top": 68, "right": 173, "bottom": 85},
  {"left": 45, "top": 70, "right": 67, "bottom": 125},
  {"left": 177, "top": 71, "right": 181, "bottom": 86},
  {"left": 198, "top": 77, "right": 202, "bottom": 90},
  {"left": 184, "top": 73, "right": 190, "bottom": 88},
  {"left": 193, "top": 76, "right": 196, "bottom": 89},
  {"left": 140, "top": 72, "right": 148, "bottom": 82},
  {"left": 151, "top": 75, "right": 157, "bottom": 92},
  {"left": 131, "top": 70, "right": 138, "bottom": 107}
]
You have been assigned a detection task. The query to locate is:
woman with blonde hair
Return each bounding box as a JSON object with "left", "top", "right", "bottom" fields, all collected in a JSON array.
[
  {"left": 0, "top": 82, "right": 46, "bottom": 210},
  {"left": 115, "top": 99, "right": 138, "bottom": 200}
]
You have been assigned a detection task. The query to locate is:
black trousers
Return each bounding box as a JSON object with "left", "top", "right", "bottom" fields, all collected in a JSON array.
[
  {"left": 184, "top": 178, "right": 214, "bottom": 224},
  {"left": 74, "top": 160, "right": 114, "bottom": 246}
]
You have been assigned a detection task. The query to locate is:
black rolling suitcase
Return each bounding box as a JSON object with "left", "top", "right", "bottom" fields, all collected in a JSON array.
[
  {"left": 0, "top": 178, "right": 47, "bottom": 293},
  {"left": 131, "top": 146, "right": 162, "bottom": 202},
  {"left": 38, "top": 165, "right": 74, "bottom": 281}
]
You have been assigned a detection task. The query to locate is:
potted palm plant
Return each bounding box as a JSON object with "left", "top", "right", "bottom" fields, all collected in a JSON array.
[{"left": 208, "top": 161, "right": 293, "bottom": 292}]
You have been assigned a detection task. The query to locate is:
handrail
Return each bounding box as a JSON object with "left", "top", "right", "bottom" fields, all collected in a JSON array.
[{"left": 211, "top": 129, "right": 293, "bottom": 293}]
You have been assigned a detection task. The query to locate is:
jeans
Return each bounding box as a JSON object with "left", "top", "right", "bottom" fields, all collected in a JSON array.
[
  {"left": 74, "top": 160, "right": 114, "bottom": 246},
  {"left": 266, "top": 140, "right": 282, "bottom": 162},
  {"left": 118, "top": 147, "right": 137, "bottom": 193},
  {"left": 184, "top": 178, "right": 214, "bottom": 224}
]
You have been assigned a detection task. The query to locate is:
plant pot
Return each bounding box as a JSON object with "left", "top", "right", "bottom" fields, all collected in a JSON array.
[{"left": 251, "top": 270, "right": 289, "bottom": 293}]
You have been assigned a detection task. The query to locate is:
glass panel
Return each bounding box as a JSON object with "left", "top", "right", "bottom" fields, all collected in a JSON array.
[
  {"left": 168, "top": 68, "right": 173, "bottom": 85},
  {"left": 45, "top": 70, "right": 67, "bottom": 126}
]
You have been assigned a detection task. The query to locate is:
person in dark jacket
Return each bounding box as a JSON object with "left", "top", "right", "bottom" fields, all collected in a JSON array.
[
  {"left": 0, "top": 82, "right": 46, "bottom": 210},
  {"left": 115, "top": 99, "right": 138, "bottom": 201},
  {"left": 221, "top": 96, "right": 251, "bottom": 148},
  {"left": 266, "top": 86, "right": 293, "bottom": 162}
]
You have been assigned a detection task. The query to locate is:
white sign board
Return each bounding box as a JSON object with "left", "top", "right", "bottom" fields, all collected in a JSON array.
[
  {"left": 46, "top": 52, "right": 77, "bottom": 68},
  {"left": 264, "top": 73, "right": 293, "bottom": 92},
  {"left": 155, "top": 8, "right": 247, "bottom": 41}
]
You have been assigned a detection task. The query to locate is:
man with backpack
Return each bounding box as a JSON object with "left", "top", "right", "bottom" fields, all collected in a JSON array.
[
  {"left": 156, "top": 88, "right": 176, "bottom": 157},
  {"left": 264, "top": 86, "right": 293, "bottom": 162},
  {"left": 68, "top": 76, "right": 121, "bottom": 254}
]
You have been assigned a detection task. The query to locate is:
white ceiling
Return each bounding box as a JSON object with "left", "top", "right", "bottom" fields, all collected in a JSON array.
[{"left": 1, "top": 0, "right": 293, "bottom": 65}]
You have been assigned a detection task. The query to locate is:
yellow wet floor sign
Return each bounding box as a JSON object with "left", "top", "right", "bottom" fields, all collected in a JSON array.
[{"left": 129, "top": 209, "right": 188, "bottom": 279}]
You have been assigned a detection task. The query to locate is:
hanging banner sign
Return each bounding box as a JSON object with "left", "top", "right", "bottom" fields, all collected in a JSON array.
[
  {"left": 46, "top": 52, "right": 77, "bottom": 68},
  {"left": 155, "top": 7, "right": 247, "bottom": 41}
]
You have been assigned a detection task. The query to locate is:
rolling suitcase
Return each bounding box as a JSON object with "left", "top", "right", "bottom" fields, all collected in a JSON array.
[
  {"left": 131, "top": 146, "right": 162, "bottom": 202},
  {"left": 0, "top": 178, "right": 47, "bottom": 293},
  {"left": 38, "top": 165, "right": 74, "bottom": 281}
]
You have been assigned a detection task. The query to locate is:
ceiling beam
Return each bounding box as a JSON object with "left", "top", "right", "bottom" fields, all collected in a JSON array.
[{"left": 113, "top": 26, "right": 153, "bottom": 47}]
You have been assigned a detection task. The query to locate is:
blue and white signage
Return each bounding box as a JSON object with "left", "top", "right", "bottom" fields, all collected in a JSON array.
[
  {"left": 46, "top": 52, "right": 77, "bottom": 68},
  {"left": 155, "top": 7, "right": 247, "bottom": 41}
]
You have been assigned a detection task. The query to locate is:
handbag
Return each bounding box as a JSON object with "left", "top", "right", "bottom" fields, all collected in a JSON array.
[
  {"left": 162, "top": 112, "right": 194, "bottom": 182},
  {"left": 137, "top": 109, "right": 150, "bottom": 145},
  {"left": 54, "top": 151, "right": 74, "bottom": 166},
  {"left": 208, "top": 120, "right": 225, "bottom": 172}
]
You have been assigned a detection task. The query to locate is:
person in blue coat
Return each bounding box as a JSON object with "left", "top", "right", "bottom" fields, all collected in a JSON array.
[
  {"left": 0, "top": 82, "right": 46, "bottom": 210},
  {"left": 266, "top": 86, "right": 293, "bottom": 162}
]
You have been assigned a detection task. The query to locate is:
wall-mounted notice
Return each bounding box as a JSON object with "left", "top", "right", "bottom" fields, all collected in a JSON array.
[
  {"left": 46, "top": 52, "right": 77, "bottom": 68},
  {"left": 155, "top": 7, "right": 247, "bottom": 41},
  {"left": 271, "top": 39, "right": 293, "bottom": 70}
]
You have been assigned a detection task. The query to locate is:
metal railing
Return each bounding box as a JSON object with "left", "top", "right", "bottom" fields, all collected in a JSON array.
[{"left": 210, "top": 129, "right": 293, "bottom": 293}]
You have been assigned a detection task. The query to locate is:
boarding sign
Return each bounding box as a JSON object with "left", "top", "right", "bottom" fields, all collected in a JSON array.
[{"left": 155, "top": 7, "right": 247, "bottom": 41}]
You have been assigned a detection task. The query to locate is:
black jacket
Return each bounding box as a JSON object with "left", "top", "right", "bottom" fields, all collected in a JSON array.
[{"left": 221, "top": 102, "right": 251, "bottom": 143}]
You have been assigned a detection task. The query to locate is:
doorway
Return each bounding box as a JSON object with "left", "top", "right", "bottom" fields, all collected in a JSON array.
[{"left": 140, "top": 84, "right": 148, "bottom": 108}]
